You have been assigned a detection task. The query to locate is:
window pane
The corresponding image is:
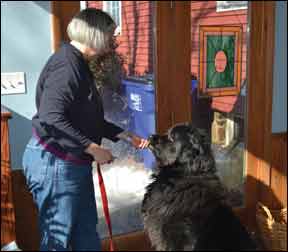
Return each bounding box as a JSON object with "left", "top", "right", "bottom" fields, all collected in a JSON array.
[
  {"left": 108, "top": 1, "right": 113, "bottom": 10},
  {"left": 114, "top": 12, "right": 119, "bottom": 26},
  {"left": 87, "top": 1, "right": 156, "bottom": 238},
  {"left": 191, "top": 2, "right": 249, "bottom": 207},
  {"left": 105, "top": 1, "right": 120, "bottom": 26},
  {"left": 206, "top": 35, "right": 235, "bottom": 88}
]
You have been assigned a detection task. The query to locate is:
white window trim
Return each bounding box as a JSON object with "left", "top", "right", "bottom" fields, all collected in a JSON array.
[
  {"left": 103, "top": 1, "right": 122, "bottom": 36},
  {"left": 216, "top": 1, "right": 248, "bottom": 12},
  {"left": 80, "top": 1, "right": 87, "bottom": 10}
]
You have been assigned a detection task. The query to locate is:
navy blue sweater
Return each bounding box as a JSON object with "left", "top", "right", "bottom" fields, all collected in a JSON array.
[{"left": 32, "top": 43, "right": 123, "bottom": 162}]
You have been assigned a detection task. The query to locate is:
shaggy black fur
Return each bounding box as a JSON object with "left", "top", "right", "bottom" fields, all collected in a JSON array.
[{"left": 141, "top": 123, "right": 256, "bottom": 251}]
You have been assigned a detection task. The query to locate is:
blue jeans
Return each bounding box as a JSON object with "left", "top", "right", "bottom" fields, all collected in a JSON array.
[{"left": 22, "top": 136, "right": 101, "bottom": 251}]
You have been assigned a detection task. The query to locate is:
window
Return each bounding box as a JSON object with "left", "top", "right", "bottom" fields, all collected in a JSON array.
[
  {"left": 103, "top": 1, "right": 122, "bottom": 35},
  {"left": 80, "top": 1, "right": 87, "bottom": 10},
  {"left": 216, "top": 1, "right": 248, "bottom": 12},
  {"left": 199, "top": 26, "right": 242, "bottom": 97}
]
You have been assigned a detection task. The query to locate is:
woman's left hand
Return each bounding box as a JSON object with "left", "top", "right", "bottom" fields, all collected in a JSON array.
[{"left": 131, "top": 135, "right": 150, "bottom": 149}]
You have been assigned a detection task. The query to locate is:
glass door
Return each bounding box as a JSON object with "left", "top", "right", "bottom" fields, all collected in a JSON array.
[{"left": 190, "top": 1, "right": 249, "bottom": 207}]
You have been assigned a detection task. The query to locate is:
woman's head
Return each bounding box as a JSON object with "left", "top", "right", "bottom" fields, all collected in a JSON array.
[{"left": 67, "top": 8, "right": 116, "bottom": 57}]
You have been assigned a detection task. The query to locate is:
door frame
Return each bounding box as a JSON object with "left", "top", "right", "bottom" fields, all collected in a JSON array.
[
  {"left": 51, "top": 1, "right": 278, "bottom": 230},
  {"left": 154, "top": 1, "right": 277, "bottom": 229}
]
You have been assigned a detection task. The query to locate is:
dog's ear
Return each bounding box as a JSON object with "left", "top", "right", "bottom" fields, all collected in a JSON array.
[{"left": 185, "top": 122, "right": 195, "bottom": 130}]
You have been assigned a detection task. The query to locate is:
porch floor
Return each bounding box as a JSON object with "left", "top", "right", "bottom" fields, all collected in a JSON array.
[{"left": 101, "top": 231, "right": 154, "bottom": 251}]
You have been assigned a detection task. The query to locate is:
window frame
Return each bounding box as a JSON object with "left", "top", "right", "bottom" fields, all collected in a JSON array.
[{"left": 199, "top": 25, "right": 243, "bottom": 97}]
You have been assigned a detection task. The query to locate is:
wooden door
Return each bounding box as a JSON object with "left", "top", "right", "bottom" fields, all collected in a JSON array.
[
  {"left": 155, "top": 1, "right": 286, "bottom": 231},
  {"left": 44, "top": 0, "right": 287, "bottom": 235},
  {"left": 246, "top": 2, "right": 287, "bottom": 223}
]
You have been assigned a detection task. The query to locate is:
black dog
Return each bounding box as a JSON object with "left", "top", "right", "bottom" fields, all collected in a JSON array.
[{"left": 142, "top": 123, "right": 256, "bottom": 251}]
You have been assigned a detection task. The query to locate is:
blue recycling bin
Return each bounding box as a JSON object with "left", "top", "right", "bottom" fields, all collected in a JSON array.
[
  {"left": 191, "top": 79, "right": 198, "bottom": 103},
  {"left": 122, "top": 78, "right": 198, "bottom": 169},
  {"left": 122, "top": 79, "right": 156, "bottom": 169},
  {"left": 191, "top": 80, "right": 197, "bottom": 92}
]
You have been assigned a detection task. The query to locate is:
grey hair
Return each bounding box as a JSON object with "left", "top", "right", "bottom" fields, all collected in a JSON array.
[{"left": 67, "top": 8, "right": 115, "bottom": 51}]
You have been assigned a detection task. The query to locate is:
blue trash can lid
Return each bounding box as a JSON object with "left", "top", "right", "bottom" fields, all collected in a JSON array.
[{"left": 122, "top": 79, "right": 154, "bottom": 91}]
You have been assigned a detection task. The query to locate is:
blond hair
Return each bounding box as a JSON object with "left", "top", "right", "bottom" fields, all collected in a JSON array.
[{"left": 67, "top": 8, "right": 115, "bottom": 52}]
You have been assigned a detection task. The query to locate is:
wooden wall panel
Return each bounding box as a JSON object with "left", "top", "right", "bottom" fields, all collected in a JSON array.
[
  {"left": 1, "top": 111, "right": 16, "bottom": 247},
  {"left": 270, "top": 134, "right": 287, "bottom": 209},
  {"left": 11, "top": 171, "right": 40, "bottom": 251},
  {"left": 245, "top": 2, "right": 287, "bottom": 231}
]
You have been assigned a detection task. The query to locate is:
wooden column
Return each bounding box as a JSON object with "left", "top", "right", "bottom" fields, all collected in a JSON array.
[
  {"left": 1, "top": 108, "right": 16, "bottom": 247},
  {"left": 244, "top": 1, "right": 281, "bottom": 229},
  {"left": 50, "top": 1, "right": 80, "bottom": 52},
  {"left": 155, "top": 1, "right": 191, "bottom": 134}
]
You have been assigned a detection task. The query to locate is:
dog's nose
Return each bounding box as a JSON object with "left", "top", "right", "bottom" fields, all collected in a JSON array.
[{"left": 148, "top": 134, "right": 159, "bottom": 144}]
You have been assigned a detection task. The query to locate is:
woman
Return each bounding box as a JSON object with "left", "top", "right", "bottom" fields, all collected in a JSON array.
[{"left": 22, "top": 8, "right": 149, "bottom": 251}]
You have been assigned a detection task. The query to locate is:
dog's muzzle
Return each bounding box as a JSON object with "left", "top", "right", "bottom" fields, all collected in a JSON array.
[
  {"left": 147, "top": 134, "right": 159, "bottom": 151},
  {"left": 148, "top": 134, "right": 160, "bottom": 143}
]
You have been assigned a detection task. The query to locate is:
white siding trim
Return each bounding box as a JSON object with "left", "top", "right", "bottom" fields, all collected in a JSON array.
[
  {"left": 216, "top": 1, "right": 248, "bottom": 12},
  {"left": 80, "top": 1, "right": 87, "bottom": 10}
]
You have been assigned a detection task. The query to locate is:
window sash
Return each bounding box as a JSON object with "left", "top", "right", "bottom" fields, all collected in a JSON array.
[
  {"left": 216, "top": 1, "right": 248, "bottom": 12},
  {"left": 103, "top": 1, "right": 121, "bottom": 28}
]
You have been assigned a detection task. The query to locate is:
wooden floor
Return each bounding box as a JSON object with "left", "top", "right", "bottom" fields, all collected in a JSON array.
[{"left": 101, "top": 231, "right": 154, "bottom": 251}]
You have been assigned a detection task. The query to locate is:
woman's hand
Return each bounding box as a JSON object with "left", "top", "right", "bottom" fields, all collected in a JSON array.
[
  {"left": 130, "top": 134, "right": 150, "bottom": 149},
  {"left": 117, "top": 131, "right": 149, "bottom": 149},
  {"left": 84, "top": 143, "right": 114, "bottom": 164}
]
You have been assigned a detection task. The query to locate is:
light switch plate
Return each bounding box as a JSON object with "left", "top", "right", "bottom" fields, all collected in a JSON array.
[{"left": 1, "top": 72, "right": 26, "bottom": 95}]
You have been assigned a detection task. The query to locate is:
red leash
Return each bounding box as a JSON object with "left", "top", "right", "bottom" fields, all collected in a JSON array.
[{"left": 97, "top": 163, "right": 115, "bottom": 251}]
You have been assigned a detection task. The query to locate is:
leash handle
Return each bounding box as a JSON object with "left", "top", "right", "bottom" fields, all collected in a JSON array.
[{"left": 97, "top": 163, "right": 115, "bottom": 251}]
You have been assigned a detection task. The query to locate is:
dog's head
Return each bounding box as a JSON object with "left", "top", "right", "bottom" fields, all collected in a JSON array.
[{"left": 148, "top": 123, "right": 216, "bottom": 175}]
